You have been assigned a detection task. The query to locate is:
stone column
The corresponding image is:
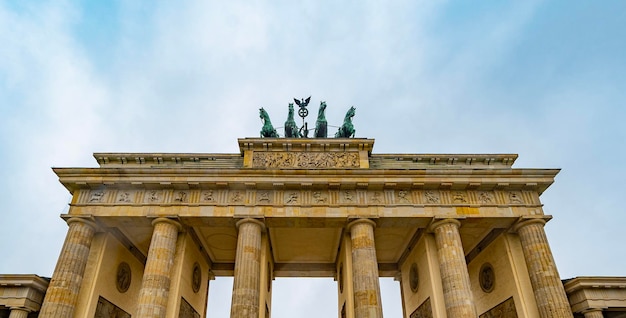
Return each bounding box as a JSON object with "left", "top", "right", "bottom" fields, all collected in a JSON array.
[
  {"left": 347, "top": 218, "right": 383, "bottom": 318},
  {"left": 514, "top": 219, "right": 574, "bottom": 318},
  {"left": 430, "top": 219, "right": 477, "bottom": 318},
  {"left": 582, "top": 309, "right": 604, "bottom": 318},
  {"left": 136, "top": 218, "right": 182, "bottom": 318},
  {"left": 8, "top": 308, "right": 30, "bottom": 318},
  {"left": 230, "top": 218, "right": 265, "bottom": 318},
  {"left": 39, "top": 217, "right": 96, "bottom": 318}
]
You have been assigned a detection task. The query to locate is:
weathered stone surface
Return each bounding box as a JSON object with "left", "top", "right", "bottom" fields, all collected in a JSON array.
[
  {"left": 230, "top": 218, "right": 265, "bottom": 318},
  {"left": 39, "top": 218, "right": 96, "bottom": 318},
  {"left": 136, "top": 218, "right": 181, "bottom": 318},
  {"left": 515, "top": 219, "right": 573, "bottom": 318},
  {"left": 348, "top": 219, "right": 383, "bottom": 318},
  {"left": 431, "top": 219, "right": 477, "bottom": 318}
]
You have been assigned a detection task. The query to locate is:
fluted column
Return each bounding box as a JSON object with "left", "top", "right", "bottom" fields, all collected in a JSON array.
[
  {"left": 136, "top": 218, "right": 182, "bottom": 318},
  {"left": 347, "top": 219, "right": 383, "bottom": 318},
  {"left": 430, "top": 219, "right": 477, "bottom": 318},
  {"left": 583, "top": 309, "right": 604, "bottom": 318},
  {"left": 39, "top": 217, "right": 96, "bottom": 318},
  {"left": 230, "top": 218, "right": 265, "bottom": 318},
  {"left": 514, "top": 219, "right": 574, "bottom": 318},
  {"left": 9, "top": 308, "right": 30, "bottom": 318}
]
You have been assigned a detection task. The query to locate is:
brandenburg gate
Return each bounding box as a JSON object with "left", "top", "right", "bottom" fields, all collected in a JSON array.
[
  {"left": 37, "top": 95, "right": 573, "bottom": 318},
  {"left": 38, "top": 136, "right": 574, "bottom": 317}
]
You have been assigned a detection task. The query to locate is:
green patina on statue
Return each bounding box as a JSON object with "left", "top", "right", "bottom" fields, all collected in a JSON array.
[
  {"left": 258, "top": 98, "right": 356, "bottom": 139},
  {"left": 335, "top": 106, "right": 356, "bottom": 138},
  {"left": 284, "top": 103, "right": 301, "bottom": 138},
  {"left": 314, "top": 101, "right": 328, "bottom": 138},
  {"left": 259, "top": 108, "right": 279, "bottom": 138}
]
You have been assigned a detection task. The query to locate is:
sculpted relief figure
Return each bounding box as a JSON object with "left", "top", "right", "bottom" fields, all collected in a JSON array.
[
  {"left": 397, "top": 190, "right": 411, "bottom": 203},
  {"left": 90, "top": 191, "right": 104, "bottom": 202},
  {"left": 453, "top": 191, "right": 468, "bottom": 203},
  {"left": 479, "top": 191, "right": 495, "bottom": 204},
  {"left": 424, "top": 191, "right": 440, "bottom": 204},
  {"left": 313, "top": 191, "right": 327, "bottom": 203},
  {"left": 202, "top": 190, "right": 215, "bottom": 202}
]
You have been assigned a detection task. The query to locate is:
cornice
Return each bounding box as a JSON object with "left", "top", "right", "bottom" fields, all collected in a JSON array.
[
  {"left": 53, "top": 167, "right": 558, "bottom": 194},
  {"left": 0, "top": 274, "right": 50, "bottom": 292},
  {"left": 563, "top": 276, "right": 626, "bottom": 293}
]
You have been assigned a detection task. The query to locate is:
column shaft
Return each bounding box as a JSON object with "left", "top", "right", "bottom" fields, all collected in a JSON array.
[
  {"left": 136, "top": 218, "right": 181, "bottom": 318},
  {"left": 515, "top": 219, "right": 573, "bottom": 318},
  {"left": 348, "top": 219, "right": 383, "bottom": 318},
  {"left": 583, "top": 309, "right": 604, "bottom": 318},
  {"left": 230, "top": 219, "right": 264, "bottom": 318},
  {"left": 39, "top": 218, "right": 96, "bottom": 318},
  {"left": 431, "top": 219, "right": 477, "bottom": 318},
  {"left": 9, "top": 308, "right": 30, "bottom": 318}
]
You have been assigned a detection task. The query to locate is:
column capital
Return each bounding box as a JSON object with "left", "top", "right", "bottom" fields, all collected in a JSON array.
[
  {"left": 236, "top": 218, "right": 266, "bottom": 232},
  {"left": 8, "top": 307, "right": 31, "bottom": 312},
  {"left": 346, "top": 218, "right": 376, "bottom": 232},
  {"left": 151, "top": 217, "right": 182, "bottom": 232},
  {"left": 66, "top": 216, "right": 97, "bottom": 231},
  {"left": 512, "top": 216, "right": 551, "bottom": 233},
  {"left": 429, "top": 218, "right": 461, "bottom": 233},
  {"left": 581, "top": 307, "right": 606, "bottom": 314}
]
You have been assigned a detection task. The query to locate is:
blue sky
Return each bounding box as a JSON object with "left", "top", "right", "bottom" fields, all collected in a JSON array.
[{"left": 1, "top": 1, "right": 625, "bottom": 317}]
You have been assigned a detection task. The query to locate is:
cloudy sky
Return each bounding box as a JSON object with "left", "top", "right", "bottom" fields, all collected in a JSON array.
[{"left": 1, "top": 1, "right": 625, "bottom": 317}]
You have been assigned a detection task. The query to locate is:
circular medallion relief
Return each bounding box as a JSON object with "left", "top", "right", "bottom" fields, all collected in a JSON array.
[
  {"left": 409, "top": 263, "right": 419, "bottom": 293},
  {"left": 116, "top": 262, "right": 131, "bottom": 293},
  {"left": 192, "top": 262, "right": 201, "bottom": 293},
  {"left": 479, "top": 263, "right": 495, "bottom": 293}
]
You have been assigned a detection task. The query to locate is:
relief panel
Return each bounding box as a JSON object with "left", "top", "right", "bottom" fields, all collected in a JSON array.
[
  {"left": 95, "top": 296, "right": 131, "bottom": 318},
  {"left": 179, "top": 297, "right": 201, "bottom": 318},
  {"left": 410, "top": 297, "right": 432, "bottom": 318},
  {"left": 479, "top": 297, "right": 517, "bottom": 318},
  {"left": 252, "top": 151, "right": 360, "bottom": 169}
]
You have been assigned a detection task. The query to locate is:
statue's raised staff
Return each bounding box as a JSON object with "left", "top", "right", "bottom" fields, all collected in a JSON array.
[
  {"left": 314, "top": 101, "right": 328, "bottom": 138},
  {"left": 259, "top": 108, "right": 279, "bottom": 138},
  {"left": 335, "top": 106, "right": 356, "bottom": 138},
  {"left": 284, "top": 103, "right": 300, "bottom": 138}
]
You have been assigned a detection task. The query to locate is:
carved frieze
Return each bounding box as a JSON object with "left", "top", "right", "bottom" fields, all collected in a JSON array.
[
  {"left": 78, "top": 189, "right": 538, "bottom": 208},
  {"left": 252, "top": 151, "right": 359, "bottom": 169}
]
